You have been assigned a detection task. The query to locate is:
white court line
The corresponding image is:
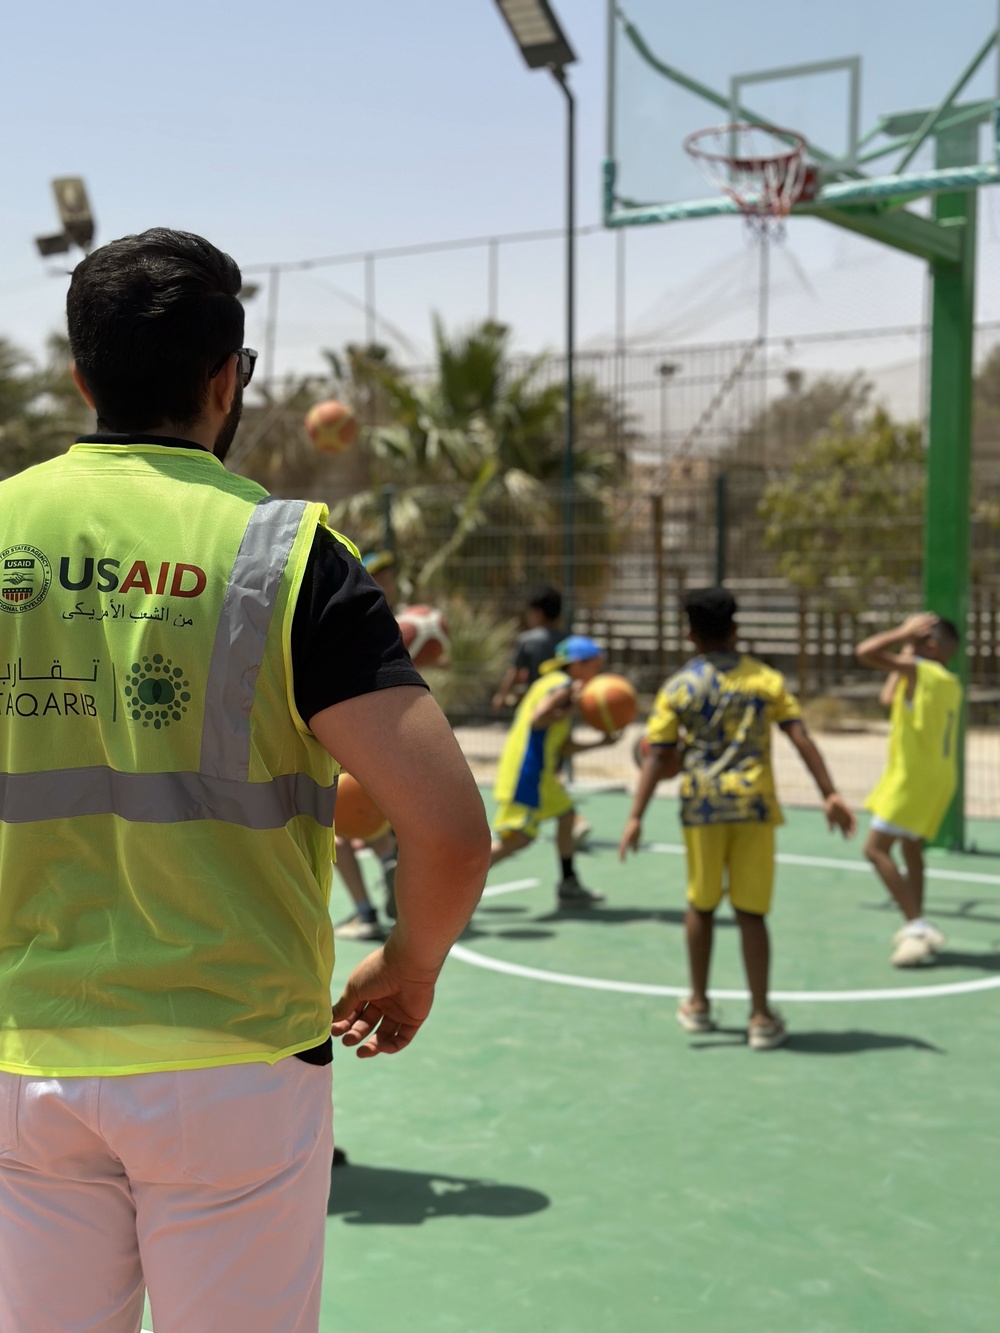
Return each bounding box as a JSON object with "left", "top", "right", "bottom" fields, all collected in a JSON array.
[
  {"left": 482, "top": 878, "right": 539, "bottom": 898},
  {"left": 457, "top": 857, "right": 1000, "bottom": 1002},
  {"left": 449, "top": 943, "right": 1000, "bottom": 1002},
  {"left": 649, "top": 843, "right": 1000, "bottom": 887}
]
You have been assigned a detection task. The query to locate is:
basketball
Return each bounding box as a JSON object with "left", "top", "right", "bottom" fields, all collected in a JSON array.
[
  {"left": 579, "top": 673, "right": 638, "bottom": 734},
  {"left": 397, "top": 604, "right": 450, "bottom": 668},
  {"left": 304, "top": 400, "right": 358, "bottom": 453},
  {"left": 335, "top": 772, "right": 390, "bottom": 841}
]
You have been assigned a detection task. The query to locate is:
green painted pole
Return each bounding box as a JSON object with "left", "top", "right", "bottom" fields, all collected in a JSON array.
[{"left": 923, "top": 122, "right": 978, "bottom": 851}]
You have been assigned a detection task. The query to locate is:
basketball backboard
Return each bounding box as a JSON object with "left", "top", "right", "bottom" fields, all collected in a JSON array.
[{"left": 605, "top": 0, "right": 1000, "bottom": 229}]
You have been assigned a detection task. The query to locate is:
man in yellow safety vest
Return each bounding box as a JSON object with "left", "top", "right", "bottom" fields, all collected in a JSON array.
[{"left": 0, "top": 227, "right": 490, "bottom": 1333}]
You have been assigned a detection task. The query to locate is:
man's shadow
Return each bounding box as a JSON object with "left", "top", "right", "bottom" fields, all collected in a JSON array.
[{"left": 328, "top": 1163, "right": 550, "bottom": 1226}]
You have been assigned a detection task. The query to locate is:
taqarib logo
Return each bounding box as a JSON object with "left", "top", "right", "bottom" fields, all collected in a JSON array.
[{"left": 0, "top": 546, "right": 52, "bottom": 613}]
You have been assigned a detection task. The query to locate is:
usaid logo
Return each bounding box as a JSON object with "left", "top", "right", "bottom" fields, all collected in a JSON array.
[{"left": 0, "top": 546, "right": 52, "bottom": 614}]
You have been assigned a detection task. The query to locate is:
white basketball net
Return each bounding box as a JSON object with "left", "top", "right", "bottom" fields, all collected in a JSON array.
[{"left": 685, "top": 123, "right": 808, "bottom": 240}]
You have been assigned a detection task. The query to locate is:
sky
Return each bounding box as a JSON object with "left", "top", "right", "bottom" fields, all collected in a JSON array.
[{"left": 0, "top": 0, "right": 998, "bottom": 396}]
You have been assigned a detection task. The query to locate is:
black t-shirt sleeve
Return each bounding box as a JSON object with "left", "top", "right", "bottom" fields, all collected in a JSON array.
[{"left": 290, "top": 526, "right": 427, "bottom": 724}]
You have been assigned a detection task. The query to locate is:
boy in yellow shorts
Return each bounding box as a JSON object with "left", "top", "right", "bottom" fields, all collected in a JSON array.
[
  {"left": 491, "top": 636, "right": 615, "bottom": 907},
  {"left": 619, "top": 588, "right": 855, "bottom": 1049},
  {"left": 856, "top": 611, "right": 962, "bottom": 967}
]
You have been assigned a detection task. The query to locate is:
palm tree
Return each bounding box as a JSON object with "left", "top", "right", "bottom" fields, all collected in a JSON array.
[{"left": 328, "top": 318, "right": 627, "bottom": 609}]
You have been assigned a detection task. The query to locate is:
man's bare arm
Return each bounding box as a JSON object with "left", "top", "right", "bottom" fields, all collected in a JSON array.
[{"left": 310, "top": 686, "right": 491, "bottom": 1056}]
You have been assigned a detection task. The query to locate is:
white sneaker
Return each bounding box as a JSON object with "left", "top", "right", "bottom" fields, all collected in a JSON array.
[
  {"left": 748, "top": 1011, "right": 787, "bottom": 1050},
  {"left": 892, "top": 921, "right": 946, "bottom": 950},
  {"left": 676, "top": 1002, "right": 715, "bottom": 1034},
  {"left": 890, "top": 933, "right": 937, "bottom": 968},
  {"left": 333, "top": 913, "right": 387, "bottom": 941}
]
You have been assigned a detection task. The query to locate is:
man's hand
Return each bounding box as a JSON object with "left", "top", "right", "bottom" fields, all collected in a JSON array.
[
  {"left": 823, "top": 792, "right": 856, "bottom": 839},
  {"left": 331, "top": 941, "right": 439, "bottom": 1058},
  {"left": 618, "top": 816, "right": 642, "bottom": 860}
]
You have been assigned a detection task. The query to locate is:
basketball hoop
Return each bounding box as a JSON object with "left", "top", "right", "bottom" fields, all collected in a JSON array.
[{"left": 684, "top": 123, "right": 815, "bottom": 240}]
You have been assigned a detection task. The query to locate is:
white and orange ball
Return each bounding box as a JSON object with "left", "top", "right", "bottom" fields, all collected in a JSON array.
[
  {"left": 305, "top": 400, "right": 358, "bottom": 453},
  {"left": 579, "top": 673, "right": 638, "bottom": 734},
  {"left": 397, "top": 604, "right": 450, "bottom": 669}
]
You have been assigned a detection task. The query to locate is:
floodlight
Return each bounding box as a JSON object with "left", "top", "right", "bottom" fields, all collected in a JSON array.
[
  {"left": 35, "top": 233, "right": 71, "bottom": 257},
  {"left": 493, "top": 0, "right": 576, "bottom": 70},
  {"left": 52, "top": 177, "right": 95, "bottom": 250}
]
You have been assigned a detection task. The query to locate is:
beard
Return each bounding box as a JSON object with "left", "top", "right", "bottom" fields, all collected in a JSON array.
[{"left": 212, "top": 377, "right": 243, "bottom": 462}]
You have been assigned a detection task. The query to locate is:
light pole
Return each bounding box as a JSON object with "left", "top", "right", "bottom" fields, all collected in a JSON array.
[
  {"left": 657, "top": 361, "right": 680, "bottom": 453},
  {"left": 492, "top": 0, "right": 578, "bottom": 623}
]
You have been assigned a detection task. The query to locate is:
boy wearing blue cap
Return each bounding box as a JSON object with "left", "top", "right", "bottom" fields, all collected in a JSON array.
[{"left": 491, "top": 636, "right": 615, "bottom": 907}]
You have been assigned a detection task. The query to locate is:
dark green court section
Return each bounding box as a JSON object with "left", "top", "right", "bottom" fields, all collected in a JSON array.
[{"left": 322, "top": 793, "right": 1000, "bottom": 1333}]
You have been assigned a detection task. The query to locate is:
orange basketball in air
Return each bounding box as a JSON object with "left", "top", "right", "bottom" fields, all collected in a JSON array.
[
  {"left": 335, "top": 772, "right": 389, "bottom": 841},
  {"left": 579, "top": 673, "right": 638, "bottom": 734},
  {"left": 305, "top": 400, "right": 358, "bottom": 453}
]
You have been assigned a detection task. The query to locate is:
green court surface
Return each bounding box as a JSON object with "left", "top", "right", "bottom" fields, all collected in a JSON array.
[{"left": 317, "top": 791, "right": 999, "bottom": 1333}]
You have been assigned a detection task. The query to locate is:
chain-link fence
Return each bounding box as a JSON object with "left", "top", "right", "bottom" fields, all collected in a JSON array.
[{"left": 236, "top": 322, "right": 1000, "bottom": 819}]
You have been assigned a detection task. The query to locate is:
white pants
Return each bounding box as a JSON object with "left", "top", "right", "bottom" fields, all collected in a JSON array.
[{"left": 0, "top": 1058, "right": 333, "bottom": 1333}]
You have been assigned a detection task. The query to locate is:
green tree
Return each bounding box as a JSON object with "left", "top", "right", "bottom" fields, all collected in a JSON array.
[
  {"left": 0, "top": 334, "right": 91, "bottom": 481},
  {"left": 328, "top": 318, "right": 628, "bottom": 607},
  {"left": 724, "top": 370, "right": 874, "bottom": 469},
  {"left": 973, "top": 341, "right": 1000, "bottom": 460},
  {"left": 758, "top": 408, "right": 925, "bottom": 611}
]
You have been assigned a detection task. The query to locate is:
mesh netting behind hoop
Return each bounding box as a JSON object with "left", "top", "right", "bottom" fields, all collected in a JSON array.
[{"left": 684, "top": 123, "right": 808, "bottom": 241}]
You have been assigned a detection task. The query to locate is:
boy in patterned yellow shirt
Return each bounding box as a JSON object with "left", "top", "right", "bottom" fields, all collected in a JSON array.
[
  {"left": 619, "top": 588, "right": 855, "bottom": 1049},
  {"left": 856, "top": 611, "right": 962, "bottom": 967}
]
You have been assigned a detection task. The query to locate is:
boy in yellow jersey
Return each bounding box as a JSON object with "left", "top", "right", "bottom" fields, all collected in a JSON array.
[
  {"left": 856, "top": 611, "right": 962, "bottom": 967},
  {"left": 491, "top": 636, "right": 616, "bottom": 907},
  {"left": 619, "top": 588, "right": 855, "bottom": 1049}
]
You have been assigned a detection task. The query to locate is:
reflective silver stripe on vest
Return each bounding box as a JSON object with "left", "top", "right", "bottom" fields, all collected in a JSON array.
[
  {"left": 0, "top": 768, "right": 335, "bottom": 830},
  {"left": 200, "top": 497, "right": 309, "bottom": 781}
]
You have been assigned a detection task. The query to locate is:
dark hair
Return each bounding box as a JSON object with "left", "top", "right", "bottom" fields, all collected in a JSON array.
[
  {"left": 67, "top": 228, "right": 245, "bottom": 432},
  {"left": 683, "top": 586, "right": 737, "bottom": 641},
  {"left": 931, "top": 616, "right": 960, "bottom": 655},
  {"left": 528, "top": 586, "right": 562, "bottom": 621}
]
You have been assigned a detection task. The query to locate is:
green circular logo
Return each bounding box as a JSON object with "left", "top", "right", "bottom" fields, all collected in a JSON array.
[
  {"left": 0, "top": 545, "right": 52, "bottom": 614},
  {"left": 125, "top": 655, "right": 191, "bottom": 730}
]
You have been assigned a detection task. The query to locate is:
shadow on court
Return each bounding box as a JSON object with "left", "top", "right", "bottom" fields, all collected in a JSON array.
[
  {"left": 532, "top": 906, "right": 698, "bottom": 927},
  {"left": 460, "top": 920, "right": 557, "bottom": 942},
  {"left": 860, "top": 897, "right": 1000, "bottom": 930},
  {"left": 688, "top": 1028, "right": 945, "bottom": 1055},
  {"left": 933, "top": 948, "right": 1000, "bottom": 972},
  {"left": 327, "top": 1163, "right": 550, "bottom": 1226}
]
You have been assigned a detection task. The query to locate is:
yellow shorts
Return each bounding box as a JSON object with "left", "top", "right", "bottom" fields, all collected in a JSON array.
[
  {"left": 493, "top": 781, "right": 574, "bottom": 842},
  {"left": 683, "top": 822, "right": 775, "bottom": 915}
]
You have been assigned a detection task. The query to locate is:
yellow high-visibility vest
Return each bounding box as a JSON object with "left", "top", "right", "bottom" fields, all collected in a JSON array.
[{"left": 0, "top": 442, "right": 351, "bottom": 1076}]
